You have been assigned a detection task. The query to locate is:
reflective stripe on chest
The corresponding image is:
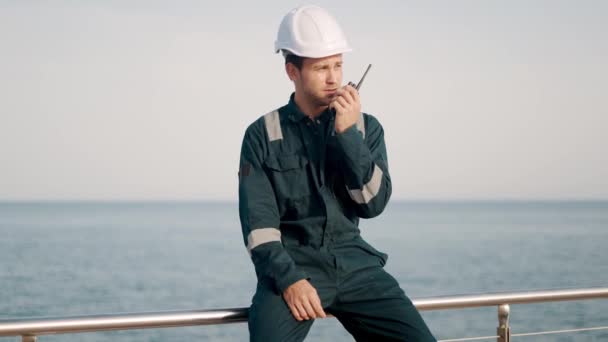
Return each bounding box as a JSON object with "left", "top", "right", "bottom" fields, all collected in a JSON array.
[
  {"left": 264, "top": 110, "right": 283, "bottom": 142},
  {"left": 264, "top": 109, "right": 366, "bottom": 143}
]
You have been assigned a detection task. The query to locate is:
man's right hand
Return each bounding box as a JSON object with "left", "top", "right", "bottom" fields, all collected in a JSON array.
[{"left": 283, "top": 279, "right": 327, "bottom": 321}]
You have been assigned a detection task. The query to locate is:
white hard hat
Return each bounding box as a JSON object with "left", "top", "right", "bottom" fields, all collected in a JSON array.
[{"left": 275, "top": 5, "right": 352, "bottom": 58}]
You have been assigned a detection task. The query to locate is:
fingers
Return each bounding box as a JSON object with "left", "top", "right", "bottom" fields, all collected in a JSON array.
[
  {"left": 288, "top": 303, "right": 300, "bottom": 321},
  {"left": 336, "top": 84, "right": 359, "bottom": 104},
  {"left": 290, "top": 301, "right": 308, "bottom": 321},
  {"left": 332, "top": 99, "right": 346, "bottom": 114},
  {"left": 348, "top": 83, "right": 360, "bottom": 97},
  {"left": 296, "top": 302, "right": 310, "bottom": 320},
  {"left": 332, "top": 85, "right": 360, "bottom": 118},
  {"left": 283, "top": 280, "right": 326, "bottom": 321},
  {"left": 286, "top": 296, "right": 325, "bottom": 321},
  {"left": 301, "top": 299, "right": 316, "bottom": 319},
  {"left": 335, "top": 87, "right": 352, "bottom": 105},
  {"left": 335, "top": 95, "right": 348, "bottom": 109},
  {"left": 330, "top": 84, "right": 359, "bottom": 116},
  {"left": 310, "top": 294, "right": 327, "bottom": 318},
  {"left": 287, "top": 299, "right": 320, "bottom": 321}
]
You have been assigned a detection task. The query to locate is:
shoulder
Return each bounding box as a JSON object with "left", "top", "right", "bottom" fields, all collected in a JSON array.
[
  {"left": 242, "top": 105, "right": 291, "bottom": 152},
  {"left": 362, "top": 112, "right": 383, "bottom": 128},
  {"left": 359, "top": 112, "right": 385, "bottom": 140}
]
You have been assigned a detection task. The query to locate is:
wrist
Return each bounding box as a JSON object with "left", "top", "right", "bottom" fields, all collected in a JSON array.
[{"left": 335, "top": 121, "right": 356, "bottom": 134}]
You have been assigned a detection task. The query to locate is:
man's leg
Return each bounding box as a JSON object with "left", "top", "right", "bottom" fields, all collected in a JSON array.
[
  {"left": 248, "top": 280, "right": 314, "bottom": 342},
  {"left": 328, "top": 266, "right": 436, "bottom": 342}
]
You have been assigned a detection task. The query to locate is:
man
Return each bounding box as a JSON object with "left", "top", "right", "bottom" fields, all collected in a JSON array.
[{"left": 238, "top": 5, "right": 436, "bottom": 341}]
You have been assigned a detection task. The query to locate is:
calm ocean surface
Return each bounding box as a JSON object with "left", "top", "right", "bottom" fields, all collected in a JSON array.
[{"left": 1, "top": 201, "right": 607, "bottom": 341}]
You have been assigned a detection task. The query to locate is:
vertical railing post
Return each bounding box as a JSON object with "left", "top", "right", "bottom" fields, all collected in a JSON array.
[
  {"left": 22, "top": 336, "right": 37, "bottom": 342},
  {"left": 497, "top": 304, "right": 510, "bottom": 342}
]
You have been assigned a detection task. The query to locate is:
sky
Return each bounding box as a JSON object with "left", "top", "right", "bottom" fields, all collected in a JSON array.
[{"left": 0, "top": 1, "right": 606, "bottom": 201}]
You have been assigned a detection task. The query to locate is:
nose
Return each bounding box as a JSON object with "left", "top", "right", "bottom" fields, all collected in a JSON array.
[{"left": 326, "top": 68, "right": 338, "bottom": 85}]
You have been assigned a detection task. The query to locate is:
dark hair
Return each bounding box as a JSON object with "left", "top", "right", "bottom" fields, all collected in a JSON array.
[{"left": 284, "top": 53, "right": 304, "bottom": 70}]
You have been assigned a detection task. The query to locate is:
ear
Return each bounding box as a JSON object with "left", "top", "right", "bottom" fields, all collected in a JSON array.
[{"left": 285, "top": 63, "right": 299, "bottom": 82}]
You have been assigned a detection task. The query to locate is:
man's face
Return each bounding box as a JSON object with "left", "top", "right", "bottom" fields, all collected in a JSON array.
[{"left": 291, "top": 54, "right": 343, "bottom": 107}]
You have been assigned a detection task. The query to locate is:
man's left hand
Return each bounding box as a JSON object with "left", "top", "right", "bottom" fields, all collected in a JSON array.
[{"left": 331, "top": 84, "right": 361, "bottom": 134}]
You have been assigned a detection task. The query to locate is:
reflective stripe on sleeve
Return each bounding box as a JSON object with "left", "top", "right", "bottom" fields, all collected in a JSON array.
[
  {"left": 264, "top": 110, "right": 283, "bottom": 142},
  {"left": 247, "top": 227, "right": 282, "bottom": 254},
  {"left": 355, "top": 113, "right": 365, "bottom": 139},
  {"left": 347, "top": 164, "right": 383, "bottom": 204}
]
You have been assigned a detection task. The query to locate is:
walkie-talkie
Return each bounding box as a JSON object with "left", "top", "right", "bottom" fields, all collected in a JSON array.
[
  {"left": 348, "top": 64, "right": 372, "bottom": 91},
  {"left": 330, "top": 64, "right": 372, "bottom": 115},
  {"left": 329, "top": 64, "right": 372, "bottom": 137}
]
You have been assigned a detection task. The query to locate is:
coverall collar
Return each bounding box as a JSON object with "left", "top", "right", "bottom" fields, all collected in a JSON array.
[{"left": 286, "top": 93, "right": 332, "bottom": 123}]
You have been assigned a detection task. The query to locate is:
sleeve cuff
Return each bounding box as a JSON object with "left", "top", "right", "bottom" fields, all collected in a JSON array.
[
  {"left": 335, "top": 124, "right": 365, "bottom": 160},
  {"left": 275, "top": 269, "right": 309, "bottom": 295}
]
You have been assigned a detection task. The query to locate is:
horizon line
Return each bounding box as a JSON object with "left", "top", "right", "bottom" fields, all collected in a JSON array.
[{"left": 1, "top": 197, "right": 607, "bottom": 203}]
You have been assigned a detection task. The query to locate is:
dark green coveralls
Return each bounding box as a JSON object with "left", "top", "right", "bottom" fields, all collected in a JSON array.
[{"left": 238, "top": 94, "right": 435, "bottom": 341}]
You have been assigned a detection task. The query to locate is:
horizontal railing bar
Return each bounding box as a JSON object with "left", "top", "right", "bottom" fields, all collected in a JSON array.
[
  {"left": 413, "top": 286, "right": 608, "bottom": 310},
  {"left": 437, "top": 325, "right": 608, "bottom": 342},
  {"left": 0, "top": 287, "right": 606, "bottom": 337},
  {"left": 512, "top": 325, "right": 608, "bottom": 337},
  {"left": 0, "top": 309, "right": 248, "bottom": 336},
  {"left": 438, "top": 335, "right": 498, "bottom": 341}
]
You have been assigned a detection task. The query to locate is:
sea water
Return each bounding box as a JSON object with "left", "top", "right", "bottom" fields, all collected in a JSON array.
[{"left": 1, "top": 201, "right": 607, "bottom": 341}]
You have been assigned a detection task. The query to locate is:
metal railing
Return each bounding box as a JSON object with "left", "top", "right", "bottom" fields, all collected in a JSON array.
[{"left": 1, "top": 287, "right": 607, "bottom": 341}]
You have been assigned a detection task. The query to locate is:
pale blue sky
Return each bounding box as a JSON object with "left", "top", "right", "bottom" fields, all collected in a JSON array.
[{"left": 1, "top": 1, "right": 606, "bottom": 200}]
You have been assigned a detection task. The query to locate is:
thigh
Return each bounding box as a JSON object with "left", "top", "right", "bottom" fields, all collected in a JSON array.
[
  {"left": 248, "top": 280, "right": 314, "bottom": 342},
  {"left": 330, "top": 267, "right": 436, "bottom": 342}
]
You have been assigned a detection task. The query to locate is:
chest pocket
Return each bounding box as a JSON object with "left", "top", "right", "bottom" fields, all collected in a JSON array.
[{"left": 264, "top": 154, "right": 312, "bottom": 200}]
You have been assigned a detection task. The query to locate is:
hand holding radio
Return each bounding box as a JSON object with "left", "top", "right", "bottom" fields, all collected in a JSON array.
[
  {"left": 332, "top": 85, "right": 361, "bottom": 134},
  {"left": 330, "top": 64, "right": 371, "bottom": 134}
]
